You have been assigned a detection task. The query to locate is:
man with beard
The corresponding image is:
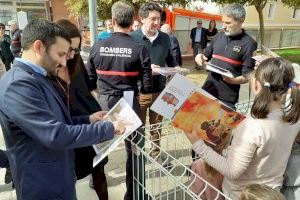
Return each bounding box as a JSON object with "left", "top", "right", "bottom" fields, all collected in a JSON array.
[
  {"left": 195, "top": 4, "right": 257, "bottom": 110},
  {"left": 0, "top": 19, "right": 123, "bottom": 200}
]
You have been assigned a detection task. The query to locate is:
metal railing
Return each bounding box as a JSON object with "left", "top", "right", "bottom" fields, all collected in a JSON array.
[{"left": 173, "top": 28, "right": 300, "bottom": 54}]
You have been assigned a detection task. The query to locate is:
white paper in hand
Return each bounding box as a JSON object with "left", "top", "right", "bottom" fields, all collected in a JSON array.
[
  {"left": 92, "top": 98, "right": 142, "bottom": 167},
  {"left": 206, "top": 63, "right": 234, "bottom": 78}
]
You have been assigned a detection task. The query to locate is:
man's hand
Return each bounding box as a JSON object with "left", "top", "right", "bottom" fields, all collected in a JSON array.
[
  {"left": 89, "top": 111, "right": 108, "bottom": 123},
  {"left": 113, "top": 120, "right": 126, "bottom": 135},
  {"left": 195, "top": 54, "right": 208, "bottom": 66},
  {"left": 151, "top": 64, "right": 160, "bottom": 75},
  {"left": 222, "top": 75, "right": 248, "bottom": 85}
]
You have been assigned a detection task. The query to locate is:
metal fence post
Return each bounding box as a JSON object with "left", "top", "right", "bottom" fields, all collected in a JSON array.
[{"left": 88, "top": 0, "right": 97, "bottom": 46}]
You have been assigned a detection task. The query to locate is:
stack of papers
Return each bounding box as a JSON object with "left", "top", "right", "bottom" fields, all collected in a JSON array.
[{"left": 157, "top": 67, "right": 190, "bottom": 76}]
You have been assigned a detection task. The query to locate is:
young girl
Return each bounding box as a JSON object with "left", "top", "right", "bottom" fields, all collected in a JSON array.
[{"left": 187, "top": 57, "right": 300, "bottom": 200}]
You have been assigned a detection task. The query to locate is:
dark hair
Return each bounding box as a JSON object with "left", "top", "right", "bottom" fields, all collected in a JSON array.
[
  {"left": 209, "top": 20, "right": 216, "bottom": 30},
  {"left": 55, "top": 19, "right": 81, "bottom": 77},
  {"left": 0, "top": 23, "right": 5, "bottom": 27},
  {"left": 139, "top": 2, "right": 162, "bottom": 19},
  {"left": 55, "top": 19, "right": 81, "bottom": 40},
  {"left": 21, "top": 19, "right": 71, "bottom": 51},
  {"left": 112, "top": 0, "right": 134, "bottom": 28},
  {"left": 251, "top": 57, "right": 300, "bottom": 124}
]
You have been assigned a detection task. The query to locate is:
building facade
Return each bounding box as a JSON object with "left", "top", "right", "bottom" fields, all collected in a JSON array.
[
  {"left": 0, "top": 0, "right": 71, "bottom": 25},
  {"left": 244, "top": 0, "right": 300, "bottom": 48}
]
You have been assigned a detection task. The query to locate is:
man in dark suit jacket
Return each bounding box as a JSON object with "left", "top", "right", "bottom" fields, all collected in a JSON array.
[
  {"left": 0, "top": 19, "right": 122, "bottom": 200},
  {"left": 190, "top": 20, "right": 207, "bottom": 70}
]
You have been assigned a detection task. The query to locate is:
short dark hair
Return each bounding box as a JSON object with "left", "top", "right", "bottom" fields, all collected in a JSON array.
[
  {"left": 139, "top": 2, "right": 162, "bottom": 19},
  {"left": 112, "top": 0, "right": 134, "bottom": 28},
  {"left": 0, "top": 23, "right": 5, "bottom": 27},
  {"left": 21, "top": 19, "right": 71, "bottom": 51}
]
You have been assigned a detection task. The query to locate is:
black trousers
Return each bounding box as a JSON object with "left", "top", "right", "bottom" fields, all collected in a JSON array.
[
  {"left": 0, "top": 149, "right": 9, "bottom": 168},
  {"left": 99, "top": 94, "right": 145, "bottom": 200}
]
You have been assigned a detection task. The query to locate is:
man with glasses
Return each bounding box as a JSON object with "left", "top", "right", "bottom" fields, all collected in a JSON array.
[{"left": 131, "top": 1, "right": 178, "bottom": 161}]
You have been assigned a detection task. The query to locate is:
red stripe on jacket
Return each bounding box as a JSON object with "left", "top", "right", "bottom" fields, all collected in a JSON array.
[
  {"left": 96, "top": 70, "right": 139, "bottom": 76},
  {"left": 212, "top": 54, "right": 242, "bottom": 66}
]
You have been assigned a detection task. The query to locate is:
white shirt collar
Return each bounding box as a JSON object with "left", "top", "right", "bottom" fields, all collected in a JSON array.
[{"left": 141, "top": 26, "right": 158, "bottom": 43}]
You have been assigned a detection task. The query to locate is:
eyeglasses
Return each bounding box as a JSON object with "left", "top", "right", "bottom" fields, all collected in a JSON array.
[
  {"left": 0, "top": 27, "right": 5, "bottom": 30},
  {"left": 69, "top": 47, "right": 81, "bottom": 54}
]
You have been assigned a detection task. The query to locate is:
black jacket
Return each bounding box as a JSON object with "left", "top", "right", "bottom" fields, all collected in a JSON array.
[
  {"left": 190, "top": 27, "right": 207, "bottom": 49},
  {"left": 11, "top": 29, "right": 22, "bottom": 57},
  {"left": 202, "top": 30, "right": 257, "bottom": 103},
  {"left": 86, "top": 32, "right": 152, "bottom": 96},
  {"left": 131, "top": 29, "right": 178, "bottom": 93},
  {"left": 169, "top": 34, "right": 182, "bottom": 66}
]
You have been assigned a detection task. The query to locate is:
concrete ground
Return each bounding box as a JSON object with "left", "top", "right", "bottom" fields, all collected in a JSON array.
[{"left": 0, "top": 58, "right": 252, "bottom": 200}]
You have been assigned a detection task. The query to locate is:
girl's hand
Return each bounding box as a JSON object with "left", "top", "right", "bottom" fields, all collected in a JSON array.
[{"left": 185, "top": 125, "right": 202, "bottom": 144}]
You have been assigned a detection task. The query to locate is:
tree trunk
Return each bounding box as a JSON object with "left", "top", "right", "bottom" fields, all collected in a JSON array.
[{"left": 255, "top": 6, "right": 265, "bottom": 52}]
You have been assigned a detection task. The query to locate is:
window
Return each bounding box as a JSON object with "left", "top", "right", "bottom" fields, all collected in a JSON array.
[
  {"left": 292, "top": 8, "right": 300, "bottom": 19},
  {"left": 0, "top": 10, "right": 13, "bottom": 25},
  {"left": 0, "top": 2, "right": 13, "bottom": 6},
  {"left": 267, "top": 3, "right": 276, "bottom": 19}
]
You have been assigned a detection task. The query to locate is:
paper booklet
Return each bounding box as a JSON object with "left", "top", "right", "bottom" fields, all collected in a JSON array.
[
  {"left": 93, "top": 98, "right": 142, "bottom": 167},
  {"left": 157, "top": 67, "right": 190, "bottom": 76},
  {"left": 205, "top": 63, "right": 234, "bottom": 78},
  {"left": 150, "top": 74, "right": 245, "bottom": 146}
]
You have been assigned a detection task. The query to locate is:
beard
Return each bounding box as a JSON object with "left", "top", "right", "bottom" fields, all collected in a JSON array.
[
  {"left": 224, "top": 27, "right": 242, "bottom": 36},
  {"left": 41, "top": 53, "right": 62, "bottom": 77}
]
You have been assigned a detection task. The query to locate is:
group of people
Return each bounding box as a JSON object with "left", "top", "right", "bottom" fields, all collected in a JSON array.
[
  {"left": 0, "top": 1, "right": 299, "bottom": 200},
  {"left": 188, "top": 3, "right": 300, "bottom": 200},
  {"left": 190, "top": 18, "right": 218, "bottom": 70},
  {"left": 0, "top": 19, "right": 22, "bottom": 185},
  {"left": 0, "top": 20, "right": 21, "bottom": 75}
]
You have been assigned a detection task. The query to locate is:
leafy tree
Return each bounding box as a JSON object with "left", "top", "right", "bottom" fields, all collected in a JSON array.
[
  {"left": 209, "top": 0, "right": 300, "bottom": 49},
  {"left": 65, "top": 0, "right": 189, "bottom": 21}
]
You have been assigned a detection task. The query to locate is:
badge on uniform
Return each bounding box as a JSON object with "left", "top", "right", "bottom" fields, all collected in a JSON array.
[{"left": 233, "top": 46, "right": 241, "bottom": 53}]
